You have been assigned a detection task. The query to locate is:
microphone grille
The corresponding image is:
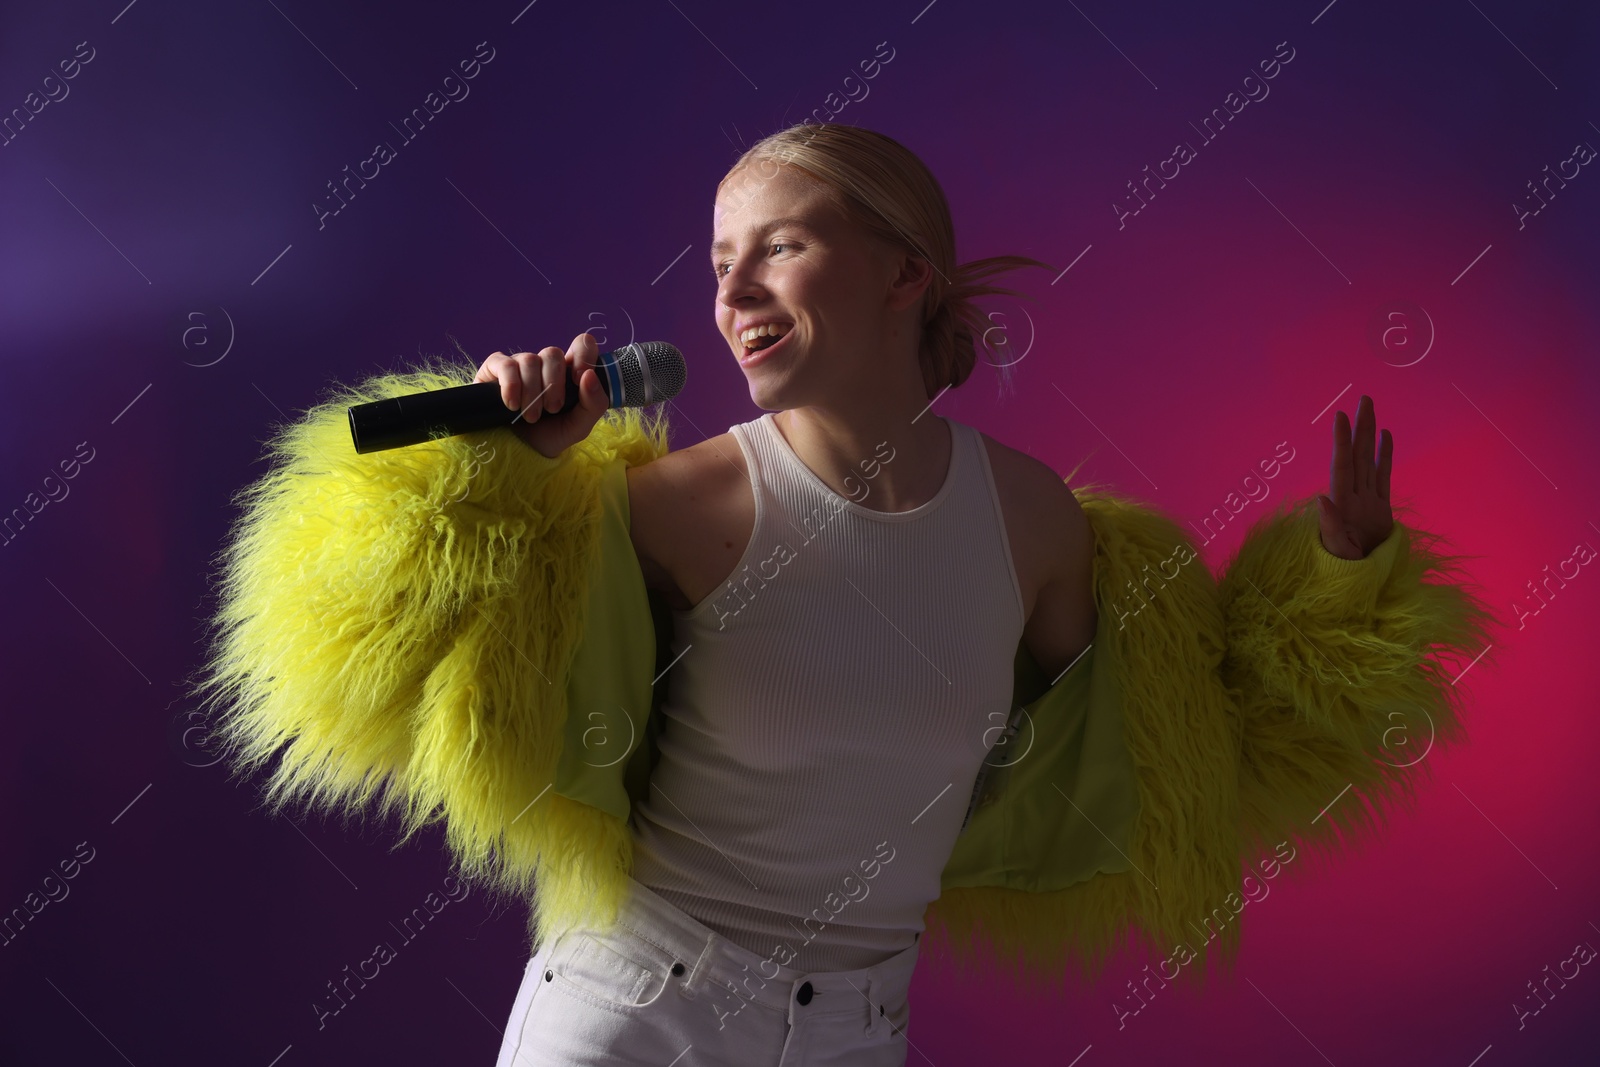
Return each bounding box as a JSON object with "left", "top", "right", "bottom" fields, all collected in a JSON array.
[{"left": 615, "top": 342, "right": 686, "bottom": 406}]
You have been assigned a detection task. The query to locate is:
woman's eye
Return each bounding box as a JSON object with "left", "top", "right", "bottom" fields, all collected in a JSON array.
[{"left": 713, "top": 244, "right": 793, "bottom": 277}]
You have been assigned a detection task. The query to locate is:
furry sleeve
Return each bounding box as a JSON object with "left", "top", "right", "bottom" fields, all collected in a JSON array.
[
  {"left": 1216, "top": 497, "right": 1500, "bottom": 867},
  {"left": 186, "top": 357, "right": 668, "bottom": 931}
]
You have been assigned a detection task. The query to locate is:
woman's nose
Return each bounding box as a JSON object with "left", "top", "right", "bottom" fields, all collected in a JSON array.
[{"left": 717, "top": 263, "right": 763, "bottom": 304}]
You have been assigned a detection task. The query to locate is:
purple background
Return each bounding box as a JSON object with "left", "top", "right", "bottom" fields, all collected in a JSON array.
[{"left": 3, "top": 0, "right": 1597, "bottom": 1063}]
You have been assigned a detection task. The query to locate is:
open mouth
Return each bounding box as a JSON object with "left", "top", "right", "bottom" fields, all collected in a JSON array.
[{"left": 739, "top": 323, "right": 793, "bottom": 363}]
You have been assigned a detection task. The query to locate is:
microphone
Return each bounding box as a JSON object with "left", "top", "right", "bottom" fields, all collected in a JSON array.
[{"left": 348, "top": 341, "right": 686, "bottom": 454}]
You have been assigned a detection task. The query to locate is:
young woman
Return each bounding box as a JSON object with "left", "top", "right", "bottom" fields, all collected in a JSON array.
[
  {"left": 196, "top": 123, "right": 1478, "bottom": 1067},
  {"left": 470, "top": 124, "right": 1401, "bottom": 1064}
]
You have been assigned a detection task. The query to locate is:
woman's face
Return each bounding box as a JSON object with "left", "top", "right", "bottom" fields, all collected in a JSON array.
[{"left": 711, "top": 161, "right": 903, "bottom": 408}]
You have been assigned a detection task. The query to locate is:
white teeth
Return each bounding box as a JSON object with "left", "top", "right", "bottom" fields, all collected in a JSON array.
[{"left": 739, "top": 323, "right": 792, "bottom": 345}]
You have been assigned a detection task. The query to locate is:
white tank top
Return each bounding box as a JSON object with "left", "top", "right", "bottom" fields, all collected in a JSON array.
[{"left": 628, "top": 411, "right": 1027, "bottom": 972}]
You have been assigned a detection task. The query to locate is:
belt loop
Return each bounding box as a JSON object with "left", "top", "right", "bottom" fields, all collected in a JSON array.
[{"left": 679, "top": 934, "right": 719, "bottom": 1002}]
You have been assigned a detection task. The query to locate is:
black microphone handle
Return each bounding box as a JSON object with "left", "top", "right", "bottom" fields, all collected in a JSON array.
[{"left": 348, "top": 375, "right": 595, "bottom": 455}]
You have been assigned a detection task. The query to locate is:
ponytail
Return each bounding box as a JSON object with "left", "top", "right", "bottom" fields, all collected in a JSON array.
[{"left": 919, "top": 255, "right": 1053, "bottom": 399}]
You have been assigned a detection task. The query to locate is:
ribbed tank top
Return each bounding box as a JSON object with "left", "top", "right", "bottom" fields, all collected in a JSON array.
[{"left": 627, "top": 411, "right": 1027, "bottom": 973}]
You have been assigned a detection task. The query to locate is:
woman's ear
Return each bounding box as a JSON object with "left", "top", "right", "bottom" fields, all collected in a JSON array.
[{"left": 885, "top": 251, "right": 934, "bottom": 313}]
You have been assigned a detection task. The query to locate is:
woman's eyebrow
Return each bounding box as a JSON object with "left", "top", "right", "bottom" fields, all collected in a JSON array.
[{"left": 710, "top": 216, "right": 815, "bottom": 255}]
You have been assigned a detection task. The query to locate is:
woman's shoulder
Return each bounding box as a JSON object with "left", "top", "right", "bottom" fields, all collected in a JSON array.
[
  {"left": 625, "top": 429, "right": 750, "bottom": 503},
  {"left": 976, "top": 429, "right": 1093, "bottom": 599},
  {"left": 976, "top": 430, "right": 1086, "bottom": 529},
  {"left": 624, "top": 430, "right": 753, "bottom": 610}
]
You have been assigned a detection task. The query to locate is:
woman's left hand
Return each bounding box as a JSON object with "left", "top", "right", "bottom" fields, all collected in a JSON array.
[{"left": 1316, "top": 394, "right": 1395, "bottom": 560}]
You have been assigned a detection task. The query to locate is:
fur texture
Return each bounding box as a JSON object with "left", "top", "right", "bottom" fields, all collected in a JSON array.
[
  {"left": 188, "top": 359, "right": 669, "bottom": 947},
  {"left": 1217, "top": 498, "right": 1499, "bottom": 869},
  {"left": 921, "top": 486, "right": 1499, "bottom": 992}
]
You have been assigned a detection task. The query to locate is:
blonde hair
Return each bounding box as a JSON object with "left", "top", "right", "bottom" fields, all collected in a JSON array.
[{"left": 721, "top": 123, "right": 1054, "bottom": 399}]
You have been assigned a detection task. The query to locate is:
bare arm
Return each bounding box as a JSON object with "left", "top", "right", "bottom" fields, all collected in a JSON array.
[
  {"left": 1022, "top": 475, "right": 1098, "bottom": 681},
  {"left": 626, "top": 461, "right": 688, "bottom": 607}
]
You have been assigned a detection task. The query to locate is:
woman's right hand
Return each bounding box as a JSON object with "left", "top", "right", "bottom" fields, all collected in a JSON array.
[{"left": 473, "top": 332, "right": 611, "bottom": 459}]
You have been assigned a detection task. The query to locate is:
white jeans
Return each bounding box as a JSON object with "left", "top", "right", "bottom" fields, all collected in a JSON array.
[{"left": 494, "top": 876, "right": 920, "bottom": 1066}]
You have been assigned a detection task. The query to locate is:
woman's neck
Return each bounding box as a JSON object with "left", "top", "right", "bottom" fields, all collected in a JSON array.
[{"left": 773, "top": 402, "right": 953, "bottom": 513}]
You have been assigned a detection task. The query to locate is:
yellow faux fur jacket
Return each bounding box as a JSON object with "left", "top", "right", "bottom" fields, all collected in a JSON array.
[{"left": 191, "top": 363, "right": 1497, "bottom": 991}]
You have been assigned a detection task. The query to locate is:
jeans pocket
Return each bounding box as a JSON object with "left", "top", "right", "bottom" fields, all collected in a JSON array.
[{"left": 552, "top": 923, "right": 672, "bottom": 1011}]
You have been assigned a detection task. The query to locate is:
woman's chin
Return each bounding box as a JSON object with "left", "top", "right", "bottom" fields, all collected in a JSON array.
[
  {"left": 746, "top": 379, "right": 778, "bottom": 408},
  {"left": 745, "top": 373, "right": 793, "bottom": 411}
]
